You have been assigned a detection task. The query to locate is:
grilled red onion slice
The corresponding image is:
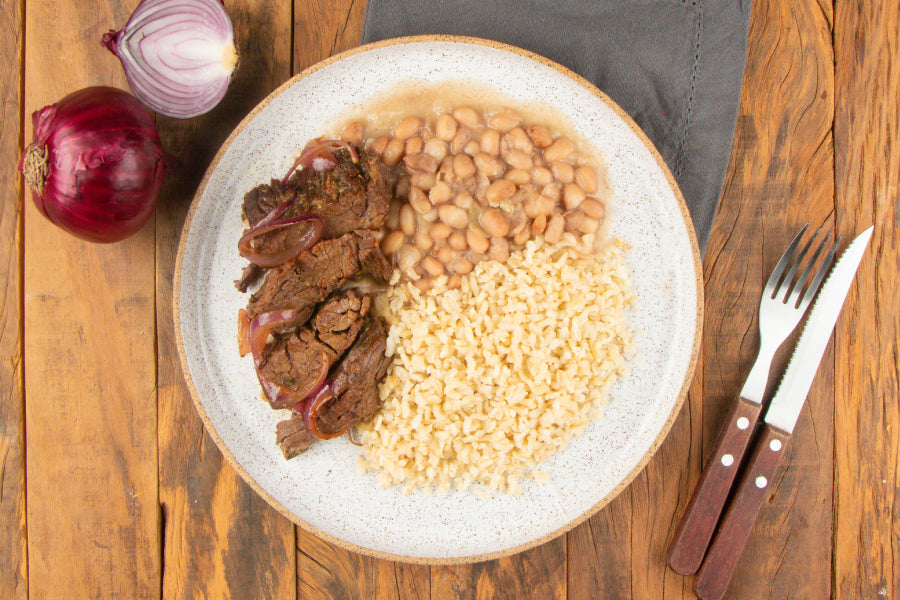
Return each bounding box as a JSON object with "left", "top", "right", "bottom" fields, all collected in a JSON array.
[
  {"left": 281, "top": 139, "right": 359, "bottom": 184},
  {"left": 248, "top": 309, "right": 327, "bottom": 407},
  {"left": 301, "top": 380, "right": 346, "bottom": 440},
  {"left": 237, "top": 199, "right": 324, "bottom": 267}
]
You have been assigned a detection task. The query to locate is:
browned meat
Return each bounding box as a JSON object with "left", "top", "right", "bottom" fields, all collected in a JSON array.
[
  {"left": 256, "top": 290, "right": 372, "bottom": 409},
  {"left": 239, "top": 142, "right": 396, "bottom": 460},
  {"left": 235, "top": 262, "right": 264, "bottom": 293},
  {"left": 241, "top": 149, "right": 392, "bottom": 237},
  {"left": 312, "top": 290, "right": 373, "bottom": 353},
  {"left": 276, "top": 413, "right": 317, "bottom": 459},
  {"left": 246, "top": 231, "right": 390, "bottom": 319},
  {"left": 317, "top": 317, "right": 392, "bottom": 436},
  {"left": 273, "top": 316, "right": 392, "bottom": 458},
  {"left": 242, "top": 180, "right": 284, "bottom": 227}
]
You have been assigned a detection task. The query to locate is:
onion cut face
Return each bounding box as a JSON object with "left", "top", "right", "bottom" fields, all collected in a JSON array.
[
  {"left": 19, "top": 86, "right": 170, "bottom": 243},
  {"left": 103, "top": 0, "right": 238, "bottom": 118}
]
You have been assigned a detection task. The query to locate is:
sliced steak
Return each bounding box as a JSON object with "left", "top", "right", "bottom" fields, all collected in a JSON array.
[
  {"left": 276, "top": 413, "right": 317, "bottom": 459},
  {"left": 317, "top": 316, "right": 392, "bottom": 436},
  {"left": 289, "top": 151, "right": 392, "bottom": 238},
  {"left": 313, "top": 290, "right": 372, "bottom": 353},
  {"left": 256, "top": 290, "right": 372, "bottom": 409},
  {"left": 242, "top": 179, "right": 285, "bottom": 227},
  {"left": 241, "top": 149, "right": 392, "bottom": 237},
  {"left": 246, "top": 230, "right": 390, "bottom": 319}
]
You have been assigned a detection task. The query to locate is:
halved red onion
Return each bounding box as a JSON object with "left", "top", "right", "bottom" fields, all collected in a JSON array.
[{"left": 103, "top": 0, "right": 238, "bottom": 118}]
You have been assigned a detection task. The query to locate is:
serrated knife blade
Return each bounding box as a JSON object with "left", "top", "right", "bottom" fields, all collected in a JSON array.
[{"left": 763, "top": 226, "right": 873, "bottom": 433}]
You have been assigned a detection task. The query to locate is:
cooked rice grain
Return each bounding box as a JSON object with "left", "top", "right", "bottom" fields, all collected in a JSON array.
[{"left": 358, "top": 234, "right": 635, "bottom": 494}]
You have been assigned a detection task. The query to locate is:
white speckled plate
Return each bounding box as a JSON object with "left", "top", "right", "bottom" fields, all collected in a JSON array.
[{"left": 174, "top": 36, "right": 702, "bottom": 563}]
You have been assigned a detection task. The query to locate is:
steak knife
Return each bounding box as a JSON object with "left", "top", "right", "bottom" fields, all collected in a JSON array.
[{"left": 694, "top": 225, "right": 874, "bottom": 600}]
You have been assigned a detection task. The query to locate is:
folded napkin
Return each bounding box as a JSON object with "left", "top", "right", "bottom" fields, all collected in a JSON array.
[{"left": 361, "top": 0, "right": 753, "bottom": 253}]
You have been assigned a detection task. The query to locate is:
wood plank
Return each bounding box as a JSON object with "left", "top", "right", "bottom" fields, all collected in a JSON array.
[
  {"left": 567, "top": 382, "right": 702, "bottom": 600},
  {"left": 293, "top": 0, "right": 367, "bottom": 72},
  {"left": 296, "top": 528, "right": 430, "bottom": 600},
  {"left": 430, "top": 539, "right": 565, "bottom": 600},
  {"left": 832, "top": 1, "right": 900, "bottom": 597},
  {"left": 289, "top": 4, "right": 433, "bottom": 598},
  {"left": 0, "top": 0, "right": 26, "bottom": 597},
  {"left": 156, "top": 1, "right": 297, "bottom": 598},
  {"left": 570, "top": 1, "right": 837, "bottom": 597},
  {"left": 691, "top": 0, "right": 836, "bottom": 597},
  {"left": 22, "top": 1, "right": 160, "bottom": 597}
]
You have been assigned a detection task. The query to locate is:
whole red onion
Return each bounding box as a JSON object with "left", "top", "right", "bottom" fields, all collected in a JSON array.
[{"left": 20, "top": 86, "right": 170, "bottom": 243}]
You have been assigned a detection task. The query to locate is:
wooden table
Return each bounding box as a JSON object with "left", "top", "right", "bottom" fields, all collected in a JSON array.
[{"left": 2, "top": 1, "right": 897, "bottom": 598}]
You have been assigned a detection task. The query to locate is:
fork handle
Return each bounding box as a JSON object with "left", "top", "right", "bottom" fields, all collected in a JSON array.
[
  {"left": 666, "top": 396, "right": 763, "bottom": 575},
  {"left": 694, "top": 424, "right": 790, "bottom": 600}
]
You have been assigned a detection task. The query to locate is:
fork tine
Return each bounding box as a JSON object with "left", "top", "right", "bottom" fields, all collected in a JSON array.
[
  {"left": 797, "top": 235, "right": 841, "bottom": 309},
  {"left": 787, "top": 231, "right": 830, "bottom": 307},
  {"left": 777, "top": 226, "right": 820, "bottom": 302},
  {"left": 765, "top": 223, "right": 809, "bottom": 297}
]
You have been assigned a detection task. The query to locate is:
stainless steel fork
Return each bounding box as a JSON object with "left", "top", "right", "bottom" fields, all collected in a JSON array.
[{"left": 667, "top": 224, "right": 838, "bottom": 576}]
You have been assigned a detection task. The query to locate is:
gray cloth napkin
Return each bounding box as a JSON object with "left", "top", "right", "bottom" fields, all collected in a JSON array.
[{"left": 361, "top": 0, "right": 753, "bottom": 253}]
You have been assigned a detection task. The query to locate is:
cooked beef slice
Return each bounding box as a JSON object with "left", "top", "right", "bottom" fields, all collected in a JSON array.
[
  {"left": 312, "top": 290, "right": 372, "bottom": 353},
  {"left": 276, "top": 412, "right": 317, "bottom": 459},
  {"left": 256, "top": 329, "right": 334, "bottom": 409},
  {"left": 235, "top": 262, "right": 264, "bottom": 292},
  {"left": 242, "top": 180, "right": 285, "bottom": 227},
  {"left": 317, "top": 316, "right": 392, "bottom": 436},
  {"left": 246, "top": 230, "right": 390, "bottom": 318},
  {"left": 256, "top": 290, "right": 372, "bottom": 409},
  {"left": 289, "top": 151, "right": 392, "bottom": 238},
  {"left": 241, "top": 148, "right": 391, "bottom": 237}
]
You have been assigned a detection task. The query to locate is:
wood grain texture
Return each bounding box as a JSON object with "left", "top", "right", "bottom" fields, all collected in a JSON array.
[
  {"left": 832, "top": 0, "right": 900, "bottom": 597},
  {"left": 686, "top": 0, "right": 836, "bottom": 597},
  {"left": 23, "top": 2, "right": 160, "bottom": 597},
  {"left": 292, "top": 0, "right": 367, "bottom": 73},
  {"left": 568, "top": 383, "right": 701, "bottom": 600},
  {"left": 296, "top": 527, "right": 430, "bottom": 600},
  {"left": 0, "top": 0, "right": 25, "bottom": 597},
  {"left": 156, "top": 2, "right": 297, "bottom": 599},
  {"left": 6, "top": 0, "right": 899, "bottom": 597},
  {"left": 567, "top": 341, "right": 707, "bottom": 599},
  {"left": 430, "top": 539, "right": 565, "bottom": 600}
]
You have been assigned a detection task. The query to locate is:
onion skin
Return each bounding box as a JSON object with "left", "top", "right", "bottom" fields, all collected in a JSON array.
[{"left": 20, "top": 86, "right": 169, "bottom": 243}]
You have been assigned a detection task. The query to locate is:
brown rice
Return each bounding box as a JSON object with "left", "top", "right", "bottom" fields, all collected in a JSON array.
[{"left": 357, "top": 234, "right": 635, "bottom": 495}]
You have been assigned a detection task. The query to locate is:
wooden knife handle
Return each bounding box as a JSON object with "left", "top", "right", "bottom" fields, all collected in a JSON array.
[
  {"left": 667, "top": 396, "right": 763, "bottom": 575},
  {"left": 693, "top": 424, "right": 791, "bottom": 600}
]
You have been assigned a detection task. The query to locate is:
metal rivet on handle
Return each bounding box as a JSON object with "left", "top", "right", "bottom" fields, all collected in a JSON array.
[
  {"left": 770, "top": 439, "right": 783, "bottom": 452},
  {"left": 755, "top": 476, "right": 768, "bottom": 488},
  {"left": 721, "top": 454, "right": 734, "bottom": 467},
  {"left": 736, "top": 417, "right": 750, "bottom": 430}
]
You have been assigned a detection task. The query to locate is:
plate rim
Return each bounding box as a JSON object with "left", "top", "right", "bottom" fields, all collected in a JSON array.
[{"left": 173, "top": 34, "right": 704, "bottom": 564}]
